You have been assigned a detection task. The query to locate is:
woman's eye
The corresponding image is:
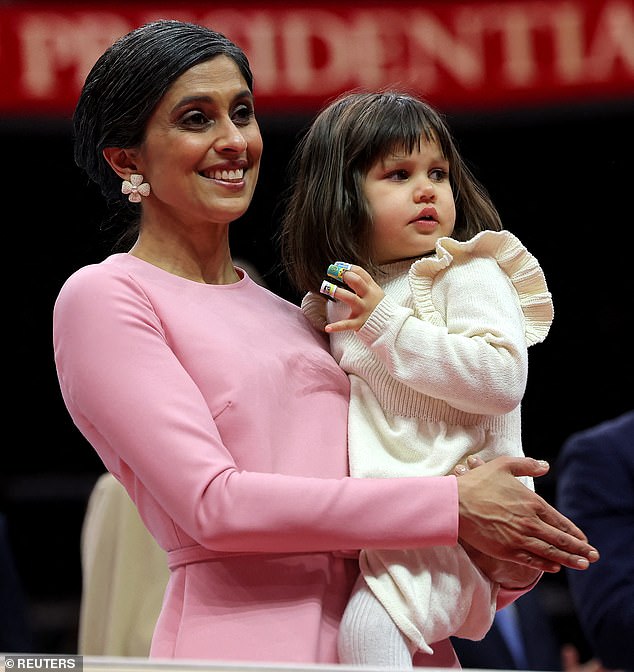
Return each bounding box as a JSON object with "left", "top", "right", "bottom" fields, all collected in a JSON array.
[
  {"left": 180, "top": 110, "right": 210, "bottom": 127},
  {"left": 232, "top": 104, "right": 255, "bottom": 126}
]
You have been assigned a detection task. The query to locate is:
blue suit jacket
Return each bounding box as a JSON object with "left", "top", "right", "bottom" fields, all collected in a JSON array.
[{"left": 556, "top": 410, "right": 634, "bottom": 671}]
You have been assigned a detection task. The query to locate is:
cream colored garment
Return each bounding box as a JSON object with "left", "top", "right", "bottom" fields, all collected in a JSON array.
[
  {"left": 78, "top": 473, "right": 169, "bottom": 656},
  {"left": 303, "top": 230, "right": 554, "bottom": 655}
]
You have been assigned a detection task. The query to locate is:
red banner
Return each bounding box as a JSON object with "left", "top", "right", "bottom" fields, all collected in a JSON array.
[{"left": 1, "top": 0, "right": 633, "bottom": 117}]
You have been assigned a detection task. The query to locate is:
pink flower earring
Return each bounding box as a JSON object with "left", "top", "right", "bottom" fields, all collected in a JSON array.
[{"left": 121, "top": 174, "right": 151, "bottom": 202}]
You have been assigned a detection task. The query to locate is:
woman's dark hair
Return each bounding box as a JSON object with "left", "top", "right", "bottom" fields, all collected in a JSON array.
[
  {"left": 279, "top": 90, "right": 502, "bottom": 294},
  {"left": 74, "top": 19, "right": 253, "bottom": 204}
]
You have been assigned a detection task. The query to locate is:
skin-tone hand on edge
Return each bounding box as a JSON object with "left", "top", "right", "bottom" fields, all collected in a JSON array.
[
  {"left": 561, "top": 644, "right": 611, "bottom": 672},
  {"left": 455, "top": 455, "right": 599, "bottom": 574}
]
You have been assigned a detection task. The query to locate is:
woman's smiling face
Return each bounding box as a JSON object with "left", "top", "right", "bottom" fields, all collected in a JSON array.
[{"left": 132, "top": 55, "right": 263, "bottom": 227}]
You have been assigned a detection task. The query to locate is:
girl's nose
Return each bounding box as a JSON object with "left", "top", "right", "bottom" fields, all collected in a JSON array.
[{"left": 414, "top": 181, "right": 435, "bottom": 202}]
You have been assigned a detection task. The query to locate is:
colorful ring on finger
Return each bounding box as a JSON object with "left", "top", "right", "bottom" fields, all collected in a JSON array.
[
  {"left": 320, "top": 280, "right": 337, "bottom": 299},
  {"left": 327, "top": 262, "right": 352, "bottom": 281}
]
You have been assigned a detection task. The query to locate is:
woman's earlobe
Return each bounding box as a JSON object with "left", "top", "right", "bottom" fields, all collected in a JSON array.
[
  {"left": 102, "top": 148, "right": 149, "bottom": 201},
  {"left": 102, "top": 147, "right": 138, "bottom": 179}
]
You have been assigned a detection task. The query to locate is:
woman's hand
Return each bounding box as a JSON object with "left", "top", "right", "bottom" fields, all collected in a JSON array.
[
  {"left": 457, "top": 457, "right": 541, "bottom": 588},
  {"left": 460, "top": 538, "right": 542, "bottom": 589},
  {"left": 455, "top": 455, "right": 599, "bottom": 573}
]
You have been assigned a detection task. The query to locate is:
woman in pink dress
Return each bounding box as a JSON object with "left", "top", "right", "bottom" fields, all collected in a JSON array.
[{"left": 53, "top": 19, "right": 598, "bottom": 667}]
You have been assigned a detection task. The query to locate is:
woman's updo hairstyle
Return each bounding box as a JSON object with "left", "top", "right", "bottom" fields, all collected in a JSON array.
[{"left": 73, "top": 19, "right": 253, "bottom": 202}]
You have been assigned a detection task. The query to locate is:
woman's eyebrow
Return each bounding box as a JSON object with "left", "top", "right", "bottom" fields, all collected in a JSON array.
[
  {"left": 171, "top": 89, "right": 253, "bottom": 112},
  {"left": 171, "top": 94, "right": 214, "bottom": 112}
]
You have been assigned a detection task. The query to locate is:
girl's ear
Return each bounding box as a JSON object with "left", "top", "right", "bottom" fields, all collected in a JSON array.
[{"left": 102, "top": 147, "right": 141, "bottom": 180}]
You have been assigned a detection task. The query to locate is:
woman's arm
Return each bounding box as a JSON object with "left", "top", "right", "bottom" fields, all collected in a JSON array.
[{"left": 54, "top": 265, "right": 598, "bottom": 572}]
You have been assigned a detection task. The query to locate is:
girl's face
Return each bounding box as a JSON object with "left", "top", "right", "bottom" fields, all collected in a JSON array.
[
  {"left": 132, "top": 55, "right": 262, "bottom": 228},
  {"left": 363, "top": 136, "right": 456, "bottom": 265}
]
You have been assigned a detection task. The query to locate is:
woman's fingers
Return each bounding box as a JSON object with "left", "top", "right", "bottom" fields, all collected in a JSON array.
[
  {"left": 528, "top": 495, "right": 589, "bottom": 544},
  {"left": 509, "top": 527, "right": 595, "bottom": 571},
  {"left": 456, "top": 456, "right": 599, "bottom": 572}
]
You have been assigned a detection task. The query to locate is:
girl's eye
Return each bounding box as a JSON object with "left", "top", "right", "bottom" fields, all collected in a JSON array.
[
  {"left": 231, "top": 103, "right": 255, "bottom": 126},
  {"left": 388, "top": 169, "right": 410, "bottom": 181},
  {"left": 430, "top": 168, "right": 449, "bottom": 181}
]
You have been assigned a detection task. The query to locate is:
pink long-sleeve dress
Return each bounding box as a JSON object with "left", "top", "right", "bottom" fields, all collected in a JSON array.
[{"left": 52, "top": 253, "right": 520, "bottom": 666}]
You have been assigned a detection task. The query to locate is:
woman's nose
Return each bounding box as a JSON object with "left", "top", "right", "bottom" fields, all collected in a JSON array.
[{"left": 216, "top": 120, "right": 248, "bottom": 153}]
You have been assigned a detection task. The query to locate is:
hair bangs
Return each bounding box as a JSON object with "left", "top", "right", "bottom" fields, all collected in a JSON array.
[{"left": 371, "top": 94, "right": 445, "bottom": 165}]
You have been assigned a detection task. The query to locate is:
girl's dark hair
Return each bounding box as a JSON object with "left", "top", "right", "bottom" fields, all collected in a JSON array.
[
  {"left": 279, "top": 90, "right": 502, "bottom": 294},
  {"left": 74, "top": 19, "right": 253, "bottom": 204}
]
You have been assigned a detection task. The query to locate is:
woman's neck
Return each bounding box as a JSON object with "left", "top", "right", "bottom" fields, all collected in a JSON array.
[{"left": 128, "top": 224, "right": 238, "bottom": 285}]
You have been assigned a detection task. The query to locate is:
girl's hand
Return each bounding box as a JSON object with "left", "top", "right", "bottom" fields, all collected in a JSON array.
[{"left": 320, "top": 263, "right": 385, "bottom": 333}]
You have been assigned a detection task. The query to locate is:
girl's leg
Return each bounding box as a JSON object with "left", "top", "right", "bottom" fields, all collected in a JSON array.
[{"left": 338, "top": 575, "right": 416, "bottom": 667}]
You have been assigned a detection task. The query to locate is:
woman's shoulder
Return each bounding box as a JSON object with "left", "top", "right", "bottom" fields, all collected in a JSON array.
[
  {"left": 56, "top": 254, "right": 139, "bottom": 301},
  {"left": 56, "top": 254, "right": 303, "bottom": 323},
  {"left": 62, "top": 253, "right": 135, "bottom": 278}
]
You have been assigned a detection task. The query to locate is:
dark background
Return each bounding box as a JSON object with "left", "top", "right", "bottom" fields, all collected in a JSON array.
[{"left": 1, "top": 50, "right": 632, "bottom": 659}]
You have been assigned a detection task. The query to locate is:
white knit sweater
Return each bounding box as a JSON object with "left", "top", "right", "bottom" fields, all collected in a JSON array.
[{"left": 302, "top": 230, "right": 554, "bottom": 654}]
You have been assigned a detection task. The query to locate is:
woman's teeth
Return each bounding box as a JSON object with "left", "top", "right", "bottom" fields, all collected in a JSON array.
[{"left": 207, "top": 168, "right": 243, "bottom": 180}]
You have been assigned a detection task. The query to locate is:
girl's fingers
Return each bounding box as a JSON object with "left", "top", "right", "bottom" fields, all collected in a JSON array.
[
  {"left": 327, "top": 262, "right": 373, "bottom": 283},
  {"left": 320, "top": 280, "right": 339, "bottom": 300},
  {"left": 340, "top": 272, "right": 367, "bottom": 297},
  {"left": 320, "top": 281, "right": 357, "bottom": 305},
  {"left": 326, "top": 262, "right": 352, "bottom": 282}
]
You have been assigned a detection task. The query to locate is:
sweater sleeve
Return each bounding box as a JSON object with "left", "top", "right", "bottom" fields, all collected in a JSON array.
[
  {"left": 356, "top": 231, "right": 552, "bottom": 415},
  {"left": 53, "top": 264, "right": 458, "bottom": 555},
  {"left": 301, "top": 291, "right": 329, "bottom": 332}
]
